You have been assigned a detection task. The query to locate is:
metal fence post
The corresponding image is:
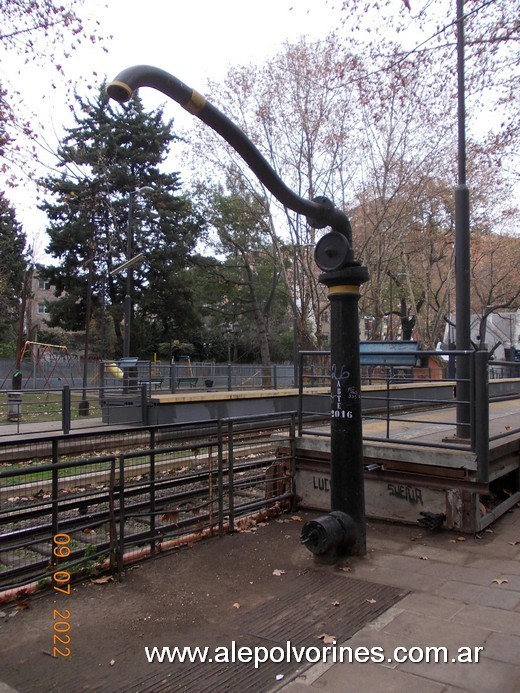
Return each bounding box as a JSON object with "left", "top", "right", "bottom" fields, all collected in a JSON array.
[
  {"left": 62, "top": 385, "right": 71, "bottom": 434},
  {"left": 99, "top": 361, "right": 105, "bottom": 401},
  {"left": 227, "top": 363, "right": 232, "bottom": 391},
  {"left": 170, "top": 362, "right": 177, "bottom": 393},
  {"left": 227, "top": 419, "right": 234, "bottom": 532},
  {"left": 108, "top": 457, "right": 118, "bottom": 576},
  {"left": 140, "top": 383, "right": 148, "bottom": 425},
  {"left": 149, "top": 428, "right": 156, "bottom": 556},
  {"left": 51, "top": 439, "right": 59, "bottom": 570},
  {"left": 289, "top": 412, "right": 297, "bottom": 507},
  {"left": 298, "top": 353, "right": 304, "bottom": 436},
  {"left": 475, "top": 349, "right": 489, "bottom": 483},
  {"left": 217, "top": 419, "right": 224, "bottom": 537},
  {"left": 386, "top": 375, "right": 391, "bottom": 439},
  {"left": 117, "top": 454, "right": 125, "bottom": 576}
]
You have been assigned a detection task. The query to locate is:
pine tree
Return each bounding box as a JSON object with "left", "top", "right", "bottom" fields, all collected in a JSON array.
[
  {"left": 38, "top": 84, "right": 205, "bottom": 358},
  {"left": 0, "top": 194, "right": 27, "bottom": 350}
]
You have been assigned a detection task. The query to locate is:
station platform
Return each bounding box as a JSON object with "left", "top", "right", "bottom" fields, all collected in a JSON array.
[{"left": 292, "top": 398, "right": 520, "bottom": 534}]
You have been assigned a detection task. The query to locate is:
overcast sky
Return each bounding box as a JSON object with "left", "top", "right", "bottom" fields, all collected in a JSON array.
[{"left": 4, "top": 0, "right": 351, "bottom": 256}]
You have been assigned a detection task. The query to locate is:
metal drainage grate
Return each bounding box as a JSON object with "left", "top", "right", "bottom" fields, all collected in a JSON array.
[{"left": 127, "top": 572, "right": 406, "bottom": 693}]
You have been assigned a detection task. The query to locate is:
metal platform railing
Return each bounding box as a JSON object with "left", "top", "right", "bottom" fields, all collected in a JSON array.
[
  {"left": 297, "top": 348, "right": 520, "bottom": 481},
  {"left": 0, "top": 413, "right": 296, "bottom": 594}
]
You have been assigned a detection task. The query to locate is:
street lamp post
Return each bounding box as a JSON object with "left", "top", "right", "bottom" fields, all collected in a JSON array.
[
  {"left": 78, "top": 247, "right": 95, "bottom": 416},
  {"left": 455, "top": 0, "right": 472, "bottom": 439},
  {"left": 292, "top": 244, "right": 299, "bottom": 387},
  {"left": 388, "top": 272, "right": 407, "bottom": 341},
  {"left": 220, "top": 321, "right": 238, "bottom": 362},
  {"left": 389, "top": 277, "right": 393, "bottom": 340},
  {"left": 122, "top": 186, "right": 153, "bottom": 358},
  {"left": 292, "top": 243, "right": 314, "bottom": 387},
  {"left": 107, "top": 66, "right": 369, "bottom": 558}
]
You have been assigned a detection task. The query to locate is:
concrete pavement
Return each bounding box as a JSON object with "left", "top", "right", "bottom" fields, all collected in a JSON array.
[
  {"left": 280, "top": 509, "right": 520, "bottom": 693},
  {"left": 0, "top": 508, "right": 519, "bottom": 692}
]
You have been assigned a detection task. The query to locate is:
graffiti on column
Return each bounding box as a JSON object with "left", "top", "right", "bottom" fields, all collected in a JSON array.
[{"left": 330, "top": 362, "right": 358, "bottom": 420}]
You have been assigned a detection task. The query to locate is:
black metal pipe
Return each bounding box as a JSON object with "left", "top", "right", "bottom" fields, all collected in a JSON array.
[
  {"left": 107, "top": 66, "right": 352, "bottom": 244},
  {"left": 107, "top": 64, "right": 369, "bottom": 558}
]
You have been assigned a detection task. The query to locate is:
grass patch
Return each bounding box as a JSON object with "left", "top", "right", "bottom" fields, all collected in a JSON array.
[{"left": 0, "top": 390, "right": 103, "bottom": 426}]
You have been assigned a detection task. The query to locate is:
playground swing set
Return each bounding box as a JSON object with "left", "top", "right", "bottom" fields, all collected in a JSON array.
[{"left": 1, "top": 341, "right": 83, "bottom": 390}]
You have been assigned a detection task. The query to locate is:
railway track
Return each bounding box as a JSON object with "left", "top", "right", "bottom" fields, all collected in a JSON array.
[{"left": 0, "top": 416, "right": 296, "bottom": 595}]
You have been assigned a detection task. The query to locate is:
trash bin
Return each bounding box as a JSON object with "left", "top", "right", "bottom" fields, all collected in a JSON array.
[
  {"left": 12, "top": 370, "right": 22, "bottom": 390},
  {"left": 7, "top": 391, "right": 22, "bottom": 421}
]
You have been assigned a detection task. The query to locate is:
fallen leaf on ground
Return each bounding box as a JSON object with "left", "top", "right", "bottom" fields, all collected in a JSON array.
[
  {"left": 457, "top": 536, "right": 466, "bottom": 542},
  {"left": 318, "top": 633, "right": 336, "bottom": 645},
  {"left": 420, "top": 556, "right": 429, "bottom": 560},
  {"left": 331, "top": 600, "right": 340, "bottom": 607},
  {"left": 90, "top": 575, "right": 114, "bottom": 584},
  {"left": 291, "top": 515, "right": 302, "bottom": 522},
  {"left": 338, "top": 565, "right": 351, "bottom": 572},
  {"left": 366, "top": 598, "right": 377, "bottom": 604},
  {"left": 233, "top": 602, "right": 241, "bottom": 609},
  {"left": 272, "top": 569, "right": 286, "bottom": 576},
  {"left": 161, "top": 511, "right": 179, "bottom": 524},
  {"left": 508, "top": 540, "right": 520, "bottom": 546},
  {"left": 492, "top": 578, "right": 508, "bottom": 585}
]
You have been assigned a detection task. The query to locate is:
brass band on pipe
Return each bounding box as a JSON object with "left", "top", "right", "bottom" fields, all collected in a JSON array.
[
  {"left": 184, "top": 90, "right": 206, "bottom": 115},
  {"left": 328, "top": 285, "right": 360, "bottom": 296}
]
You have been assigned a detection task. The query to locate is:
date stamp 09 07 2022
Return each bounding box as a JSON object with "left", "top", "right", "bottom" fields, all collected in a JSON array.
[{"left": 52, "top": 533, "right": 72, "bottom": 657}]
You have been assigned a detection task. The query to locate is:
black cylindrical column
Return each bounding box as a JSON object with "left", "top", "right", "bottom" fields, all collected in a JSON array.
[{"left": 318, "top": 258, "right": 369, "bottom": 556}]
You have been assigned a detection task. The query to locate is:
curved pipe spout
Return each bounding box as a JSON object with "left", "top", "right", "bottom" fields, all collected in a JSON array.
[{"left": 107, "top": 65, "right": 352, "bottom": 244}]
